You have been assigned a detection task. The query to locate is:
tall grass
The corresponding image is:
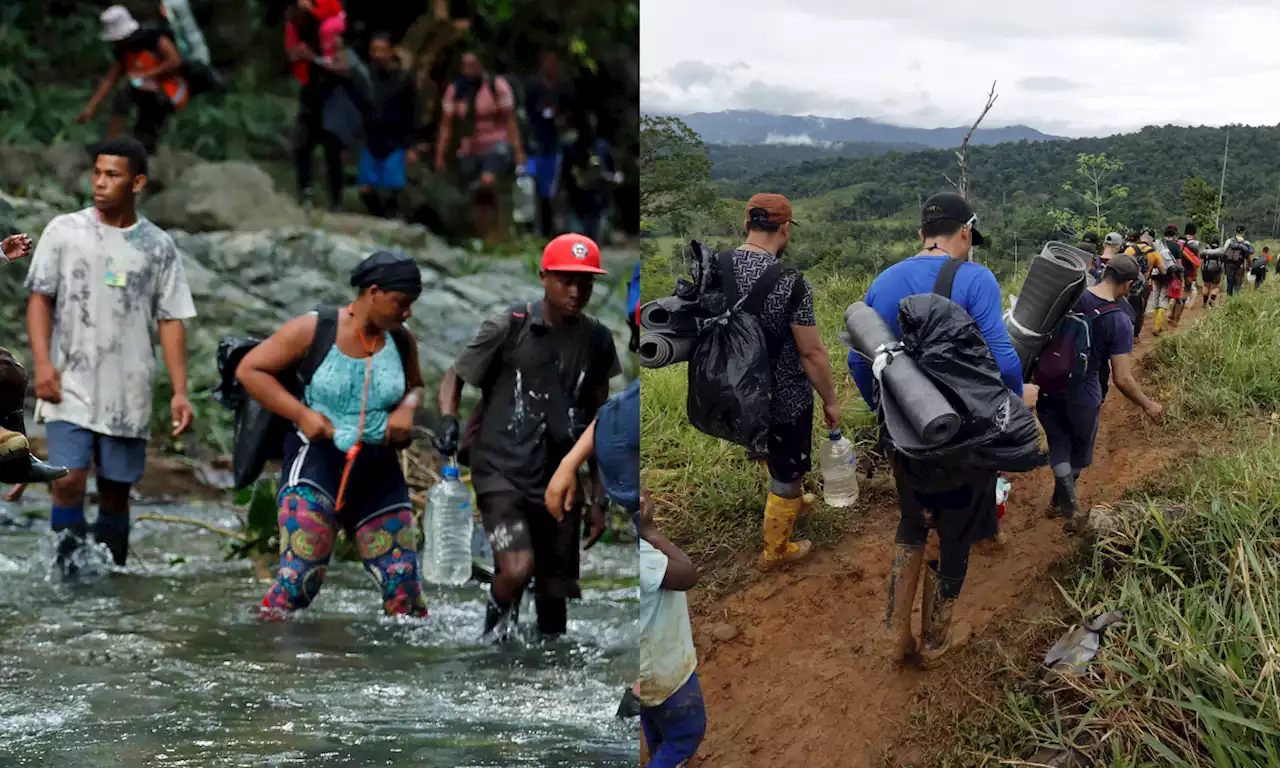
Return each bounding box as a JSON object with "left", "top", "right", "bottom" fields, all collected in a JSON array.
[
  {"left": 938, "top": 286, "right": 1280, "bottom": 766},
  {"left": 1146, "top": 285, "right": 1280, "bottom": 420}
]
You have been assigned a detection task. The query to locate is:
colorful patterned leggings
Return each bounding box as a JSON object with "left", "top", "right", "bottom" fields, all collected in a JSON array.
[{"left": 261, "top": 484, "right": 427, "bottom": 617}]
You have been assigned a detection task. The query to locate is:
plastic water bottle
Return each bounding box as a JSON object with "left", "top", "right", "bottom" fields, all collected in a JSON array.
[
  {"left": 424, "top": 461, "right": 474, "bottom": 586},
  {"left": 512, "top": 173, "right": 536, "bottom": 225},
  {"left": 820, "top": 430, "right": 859, "bottom": 508}
]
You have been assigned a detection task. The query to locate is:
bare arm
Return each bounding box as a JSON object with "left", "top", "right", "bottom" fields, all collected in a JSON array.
[
  {"left": 26, "top": 294, "right": 55, "bottom": 368},
  {"left": 236, "top": 315, "right": 317, "bottom": 425},
  {"left": 437, "top": 366, "right": 463, "bottom": 417},
  {"left": 1111, "top": 353, "right": 1158, "bottom": 412},
  {"left": 507, "top": 110, "right": 526, "bottom": 166},
  {"left": 435, "top": 113, "right": 454, "bottom": 169},
  {"left": 83, "top": 62, "right": 124, "bottom": 115},
  {"left": 791, "top": 324, "right": 838, "bottom": 406},
  {"left": 138, "top": 37, "right": 184, "bottom": 79},
  {"left": 156, "top": 320, "right": 188, "bottom": 396},
  {"left": 397, "top": 330, "right": 426, "bottom": 411},
  {"left": 643, "top": 528, "right": 698, "bottom": 591}
]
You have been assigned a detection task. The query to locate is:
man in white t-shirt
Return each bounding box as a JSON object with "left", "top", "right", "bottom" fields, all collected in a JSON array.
[
  {"left": 24, "top": 136, "right": 197, "bottom": 576},
  {"left": 639, "top": 488, "right": 706, "bottom": 767}
]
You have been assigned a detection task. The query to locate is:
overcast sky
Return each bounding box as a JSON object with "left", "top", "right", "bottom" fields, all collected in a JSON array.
[{"left": 641, "top": 0, "right": 1280, "bottom": 138}]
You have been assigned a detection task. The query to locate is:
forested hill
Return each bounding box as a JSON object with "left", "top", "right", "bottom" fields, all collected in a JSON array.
[{"left": 715, "top": 124, "right": 1280, "bottom": 235}]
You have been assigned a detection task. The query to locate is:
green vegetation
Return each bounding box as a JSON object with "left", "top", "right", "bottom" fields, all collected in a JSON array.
[
  {"left": 713, "top": 123, "right": 1280, "bottom": 241},
  {"left": 919, "top": 286, "right": 1280, "bottom": 767}
]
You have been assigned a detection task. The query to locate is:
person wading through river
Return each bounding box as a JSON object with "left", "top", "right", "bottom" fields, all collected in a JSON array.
[
  {"left": 713, "top": 194, "right": 840, "bottom": 571},
  {"left": 849, "top": 192, "right": 1034, "bottom": 669},
  {"left": 1037, "top": 254, "right": 1164, "bottom": 534},
  {"left": 25, "top": 137, "right": 197, "bottom": 577},
  {"left": 237, "top": 251, "right": 429, "bottom": 617},
  {"left": 435, "top": 233, "right": 620, "bottom": 640}
]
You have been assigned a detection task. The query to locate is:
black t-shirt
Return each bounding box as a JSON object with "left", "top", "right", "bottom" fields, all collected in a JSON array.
[
  {"left": 365, "top": 67, "right": 418, "bottom": 158},
  {"left": 454, "top": 301, "right": 622, "bottom": 501},
  {"left": 523, "top": 76, "right": 574, "bottom": 155}
]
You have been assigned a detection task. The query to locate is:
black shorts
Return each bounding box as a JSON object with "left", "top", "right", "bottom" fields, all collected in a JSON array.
[
  {"left": 767, "top": 408, "right": 814, "bottom": 486},
  {"left": 888, "top": 450, "right": 998, "bottom": 547},
  {"left": 477, "top": 489, "right": 582, "bottom": 600},
  {"left": 1037, "top": 397, "right": 1101, "bottom": 471},
  {"left": 457, "top": 141, "right": 514, "bottom": 185},
  {"left": 279, "top": 430, "right": 412, "bottom": 533}
]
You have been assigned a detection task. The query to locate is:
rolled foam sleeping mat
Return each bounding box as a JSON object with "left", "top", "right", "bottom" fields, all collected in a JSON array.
[
  {"left": 844, "top": 302, "right": 961, "bottom": 446},
  {"left": 639, "top": 296, "right": 701, "bottom": 334},
  {"left": 638, "top": 331, "right": 696, "bottom": 369},
  {"left": 1006, "top": 241, "right": 1089, "bottom": 372}
]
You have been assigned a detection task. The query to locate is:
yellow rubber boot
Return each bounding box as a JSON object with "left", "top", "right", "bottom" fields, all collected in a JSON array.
[
  {"left": 0, "top": 428, "right": 28, "bottom": 459},
  {"left": 756, "top": 493, "right": 812, "bottom": 571},
  {"left": 1153, "top": 307, "right": 1167, "bottom": 335},
  {"left": 797, "top": 492, "right": 817, "bottom": 518},
  {"left": 885, "top": 544, "right": 924, "bottom": 661},
  {"left": 918, "top": 561, "right": 971, "bottom": 669}
]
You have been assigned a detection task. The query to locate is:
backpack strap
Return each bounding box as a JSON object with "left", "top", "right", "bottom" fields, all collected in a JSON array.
[
  {"left": 296, "top": 306, "right": 340, "bottom": 389},
  {"left": 932, "top": 256, "right": 964, "bottom": 299},
  {"left": 740, "top": 263, "right": 787, "bottom": 315},
  {"left": 716, "top": 250, "right": 740, "bottom": 307},
  {"left": 479, "top": 301, "right": 532, "bottom": 397}
]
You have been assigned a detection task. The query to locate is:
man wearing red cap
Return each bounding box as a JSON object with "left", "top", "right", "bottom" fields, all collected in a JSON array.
[
  {"left": 713, "top": 193, "right": 841, "bottom": 572},
  {"left": 435, "top": 233, "right": 621, "bottom": 639}
]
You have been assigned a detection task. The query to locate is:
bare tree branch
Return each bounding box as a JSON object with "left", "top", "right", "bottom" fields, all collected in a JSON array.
[{"left": 953, "top": 80, "right": 999, "bottom": 199}]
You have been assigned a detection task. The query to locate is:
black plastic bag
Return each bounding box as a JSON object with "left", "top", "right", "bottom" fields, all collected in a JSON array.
[
  {"left": 687, "top": 309, "right": 774, "bottom": 453},
  {"left": 890, "top": 293, "right": 1046, "bottom": 473},
  {"left": 686, "top": 253, "right": 787, "bottom": 453}
]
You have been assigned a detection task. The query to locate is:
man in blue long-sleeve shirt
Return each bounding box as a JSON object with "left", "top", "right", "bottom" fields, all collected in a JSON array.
[{"left": 848, "top": 192, "right": 1036, "bottom": 671}]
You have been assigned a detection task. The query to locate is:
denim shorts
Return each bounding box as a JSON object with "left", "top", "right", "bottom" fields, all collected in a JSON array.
[{"left": 44, "top": 421, "right": 148, "bottom": 484}]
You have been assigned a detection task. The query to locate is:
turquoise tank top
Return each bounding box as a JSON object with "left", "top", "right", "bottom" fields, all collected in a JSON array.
[{"left": 304, "top": 339, "right": 406, "bottom": 452}]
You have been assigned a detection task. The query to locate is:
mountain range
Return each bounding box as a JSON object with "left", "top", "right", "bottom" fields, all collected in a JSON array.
[{"left": 664, "top": 109, "right": 1063, "bottom": 149}]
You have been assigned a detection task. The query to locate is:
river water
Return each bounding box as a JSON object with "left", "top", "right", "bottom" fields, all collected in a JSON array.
[{"left": 0, "top": 490, "right": 639, "bottom": 767}]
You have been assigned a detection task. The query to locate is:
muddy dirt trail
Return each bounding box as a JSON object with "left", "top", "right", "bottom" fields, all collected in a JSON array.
[{"left": 687, "top": 303, "right": 1203, "bottom": 767}]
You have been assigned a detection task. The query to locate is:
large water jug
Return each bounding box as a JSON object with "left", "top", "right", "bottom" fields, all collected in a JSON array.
[
  {"left": 819, "top": 430, "right": 859, "bottom": 508},
  {"left": 512, "top": 173, "right": 536, "bottom": 225},
  {"left": 424, "top": 461, "right": 474, "bottom": 585}
]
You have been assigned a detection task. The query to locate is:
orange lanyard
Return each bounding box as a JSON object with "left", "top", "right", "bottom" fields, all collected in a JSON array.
[{"left": 335, "top": 305, "right": 381, "bottom": 511}]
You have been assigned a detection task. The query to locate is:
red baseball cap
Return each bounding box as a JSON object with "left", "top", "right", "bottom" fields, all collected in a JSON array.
[{"left": 542, "top": 233, "right": 608, "bottom": 274}]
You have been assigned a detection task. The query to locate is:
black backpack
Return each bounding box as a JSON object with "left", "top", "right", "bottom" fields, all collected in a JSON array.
[
  {"left": 686, "top": 250, "right": 793, "bottom": 454},
  {"left": 882, "top": 258, "right": 1047, "bottom": 474},
  {"left": 215, "top": 307, "right": 413, "bottom": 491},
  {"left": 1225, "top": 239, "right": 1251, "bottom": 267}
]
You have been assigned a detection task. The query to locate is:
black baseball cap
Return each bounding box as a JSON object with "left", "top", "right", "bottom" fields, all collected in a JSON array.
[
  {"left": 921, "top": 192, "right": 985, "bottom": 246},
  {"left": 1106, "top": 254, "right": 1142, "bottom": 283}
]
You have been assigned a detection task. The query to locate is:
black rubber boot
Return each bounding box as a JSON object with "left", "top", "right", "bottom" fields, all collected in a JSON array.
[
  {"left": 360, "top": 190, "right": 384, "bottom": 217},
  {"left": 54, "top": 521, "right": 88, "bottom": 580},
  {"left": 483, "top": 591, "right": 521, "bottom": 641},
  {"left": 93, "top": 514, "right": 130, "bottom": 567},
  {"left": 535, "top": 595, "right": 568, "bottom": 638},
  {"left": 0, "top": 410, "right": 68, "bottom": 485}
]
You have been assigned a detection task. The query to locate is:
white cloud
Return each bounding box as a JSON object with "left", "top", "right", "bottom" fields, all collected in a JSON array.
[{"left": 640, "top": 0, "right": 1280, "bottom": 137}]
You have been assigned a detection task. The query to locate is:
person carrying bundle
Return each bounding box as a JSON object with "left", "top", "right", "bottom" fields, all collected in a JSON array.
[
  {"left": 1033, "top": 254, "right": 1163, "bottom": 534},
  {"left": 849, "top": 192, "right": 1036, "bottom": 669}
]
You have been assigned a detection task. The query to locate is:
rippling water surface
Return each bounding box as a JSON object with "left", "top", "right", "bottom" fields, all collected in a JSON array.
[{"left": 0, "top": 492, "right": 639, "bottom": 767}]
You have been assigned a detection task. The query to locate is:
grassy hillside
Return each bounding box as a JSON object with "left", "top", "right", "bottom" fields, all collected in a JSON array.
[{"left": 714, "top": 124, "right": 1280, "bottom": 237}]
